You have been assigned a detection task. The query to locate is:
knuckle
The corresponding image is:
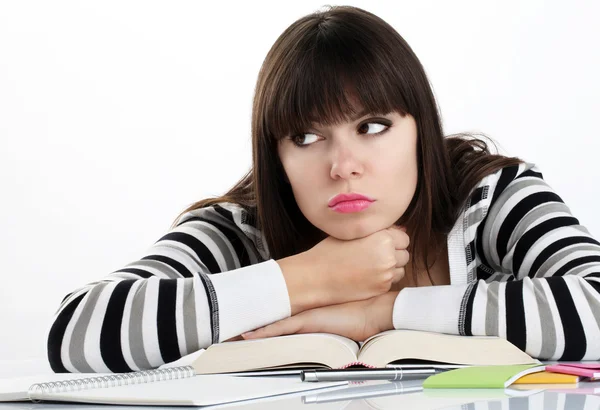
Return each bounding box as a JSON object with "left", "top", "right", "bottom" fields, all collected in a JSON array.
[
  {"left": 377, "top": 255, "right": 395, "bottom": 271},
  {"left": 379, "top": 281, "right": 392, "bottom": 292},
  {"left": 400, "top": 249, "right": 410, "bottom": 265},
  {"left": 379, "top": 234, "right": 393, "bottom": 248},
  {"left": 381, "top": 270, "right": 394, "bottom": 284}
]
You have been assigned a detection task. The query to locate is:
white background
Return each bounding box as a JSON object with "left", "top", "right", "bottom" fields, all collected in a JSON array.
[{"left": 1, "top": 0, "right": 599, "bottom": 364}]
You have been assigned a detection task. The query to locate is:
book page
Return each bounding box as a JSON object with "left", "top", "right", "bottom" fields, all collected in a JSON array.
[
  {"left": 357, "top": 329, "right": 398, "bottom": 357},
  {"left": 309, "top": 333, "right": 360, "bottom": 357},
  {"left": 356, "top": 330, "right": 539, "bottom": 368},
  {"left": 192, "top": 333, "right": 360, "bottom": 373},
  {"left": 159, "top": 349, "right": 205, "bottom": 369}
]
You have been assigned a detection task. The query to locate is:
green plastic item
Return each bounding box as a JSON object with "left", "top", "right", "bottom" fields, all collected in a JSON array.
[{"left": 423, "top": 364, "right": 545, "bottom": 389}]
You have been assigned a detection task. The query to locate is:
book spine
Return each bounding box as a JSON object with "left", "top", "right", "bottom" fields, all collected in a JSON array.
[
  {"left": 338, "top": 361, "right": 377, "bottom": 369},
  {"left": 28, "top": 365, "right": 195, "bottom": 400}
]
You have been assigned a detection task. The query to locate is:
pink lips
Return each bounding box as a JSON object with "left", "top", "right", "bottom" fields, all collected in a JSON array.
[{"left": 328, "top": 193, "right": 375, "bottom": 214}]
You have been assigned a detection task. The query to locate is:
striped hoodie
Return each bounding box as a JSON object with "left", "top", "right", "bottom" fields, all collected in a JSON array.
[{"left": 46, "top": 161, "right": 600, "bottom": 372}]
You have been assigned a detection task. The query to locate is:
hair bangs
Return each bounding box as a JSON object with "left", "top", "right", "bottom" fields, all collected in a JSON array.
[{"left": 264, "top": 21, "right": 412, "bottom": 143}]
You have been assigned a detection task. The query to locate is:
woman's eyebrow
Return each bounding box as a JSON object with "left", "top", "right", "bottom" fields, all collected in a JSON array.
[
  {"left": 348, "top": 108, "right": 372, "bottom": 122},
  {"left": 311, "top": 108, "right": 374, "bottom": 129}
]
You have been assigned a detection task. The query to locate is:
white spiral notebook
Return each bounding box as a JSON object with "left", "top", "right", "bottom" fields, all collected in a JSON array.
[{"left": 0, "top": 365, "right": 347, "bottom": 406}]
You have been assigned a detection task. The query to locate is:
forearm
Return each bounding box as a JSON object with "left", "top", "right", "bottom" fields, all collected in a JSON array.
[
  {"left": 389, "top": 276, "right": 600, "bottom": 360},
  {"left": 277, "top": 252, "right": 324, "bottom": 315},
  {"left": 47, "top": 260, "right": 291, "bottom": 373},
  {"left": 371, "top": 290, "right": 400, "bottom": 333}
]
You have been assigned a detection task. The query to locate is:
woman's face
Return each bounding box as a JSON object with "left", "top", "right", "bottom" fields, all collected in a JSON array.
[{"left": 277, "top": 103, "right": 419, "bottom": 240}]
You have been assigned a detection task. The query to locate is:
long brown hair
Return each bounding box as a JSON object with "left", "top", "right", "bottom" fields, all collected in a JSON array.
[{"left": 173, "top": 5, "right": 523, "bottom": 282}]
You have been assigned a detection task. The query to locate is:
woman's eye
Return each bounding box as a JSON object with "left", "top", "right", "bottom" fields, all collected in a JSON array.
[
  {"left": 359, "top": 122, "right": 387, "bottom": 134},
  {"left": 291, "top": 133, "right": 319, "bottom": 147}
]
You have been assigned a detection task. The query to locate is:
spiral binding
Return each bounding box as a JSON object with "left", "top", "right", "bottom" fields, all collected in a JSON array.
[{"left": 28, "top": 365, "right": 196, "bottom": 398}]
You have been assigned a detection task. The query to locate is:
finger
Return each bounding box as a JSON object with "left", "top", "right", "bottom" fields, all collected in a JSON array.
[
  {"left": 223, "top": 335, "right": 244, "bottom": 342},
  {"left": 387, "top": 224, "right": 406, "bottom": 232},
  {"left": 395, "top": 249, "right": 410, "bottom": 268},
  {"left": 391, "top": 267, "right": 405, "bottom": 284},
  {"left": 241, "top": 316, "right": 302, "bottom": 340},
  {"left": 385, "top": 226, "right": 410, "bottom": 249}
]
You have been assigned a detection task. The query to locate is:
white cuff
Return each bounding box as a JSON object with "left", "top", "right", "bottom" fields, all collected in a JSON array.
[
  {"left": 392, "top": 285, "right": 470, "bottom": 335},
  {"left": 210, "top": 259, "right": 291, "bottom": 342}
]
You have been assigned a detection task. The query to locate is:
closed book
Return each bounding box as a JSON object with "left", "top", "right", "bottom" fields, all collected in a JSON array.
[
  {"left": 512, "top": 370, "right": 581, "bottom": 384},
  {"left": 545, "top": 364, "right": 600, "bottom": 379}
]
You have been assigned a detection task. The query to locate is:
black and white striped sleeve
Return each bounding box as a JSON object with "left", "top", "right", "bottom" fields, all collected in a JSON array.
[
  {"left": 46, "top": 204, "right": 291, "bottom": 373},
  {"left": 392, "top": 163, "right": 600, "bottom": 360}
]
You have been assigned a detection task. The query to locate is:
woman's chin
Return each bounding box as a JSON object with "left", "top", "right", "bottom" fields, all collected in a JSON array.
[{"left": 323, "top": 224, "right": 380, "bottom": 241}]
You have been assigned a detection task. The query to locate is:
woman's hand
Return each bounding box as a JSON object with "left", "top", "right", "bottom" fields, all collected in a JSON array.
[
  {"left": 241, "top": 291, "right": 400, "bottom": 342},
  {"left": 278, "top": 226, "right": 410, "bottom": 314}
]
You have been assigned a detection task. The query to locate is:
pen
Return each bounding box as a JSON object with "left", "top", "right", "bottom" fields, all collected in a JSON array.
[
  {"left": 302, "top": 380, "right": 424, "bottom": 403},
  {"left": 224, "top": 369, "right": 303, "bottom": 377},
  {"left": 385, "top": 364, "right": 467, "bottom": 370},
  {"left": 301, "top": 368, "right": 436, "bottom": 382}
]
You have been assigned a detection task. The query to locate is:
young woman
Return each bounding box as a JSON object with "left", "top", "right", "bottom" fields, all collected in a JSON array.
[{"left": 47, "top": 5, "right": 600, "bottom": 373}]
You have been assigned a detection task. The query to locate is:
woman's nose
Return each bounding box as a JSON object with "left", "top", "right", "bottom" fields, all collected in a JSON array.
[{"left": 329, "top": 146, "right": 364, "bottom": 180}]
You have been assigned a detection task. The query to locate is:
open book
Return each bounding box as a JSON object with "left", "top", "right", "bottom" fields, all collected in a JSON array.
[{"left": 191, "top": 329, "right": 540, "bottom": 374}]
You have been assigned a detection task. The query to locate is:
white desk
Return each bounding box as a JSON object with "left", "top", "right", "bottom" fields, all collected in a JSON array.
[{"left": 2, "top": 359, "right": 599, "bottom": 409}]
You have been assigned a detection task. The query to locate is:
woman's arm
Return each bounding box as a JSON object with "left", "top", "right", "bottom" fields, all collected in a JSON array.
[
  {"left": 392, "top": 163, "right": 600, "bottom": 360},
  {"left": 47, "top": 204, "right": 292, "bottom": 373}
]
